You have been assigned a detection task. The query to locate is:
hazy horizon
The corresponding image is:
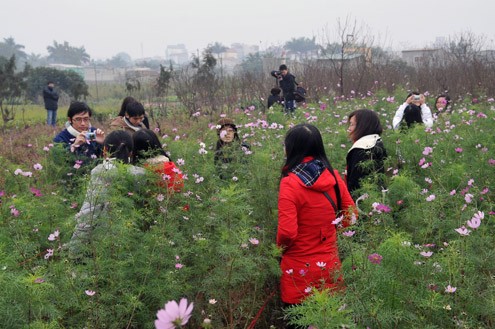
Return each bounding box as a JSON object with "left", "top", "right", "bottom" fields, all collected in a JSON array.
[{"left": 2, "top": 0, "right": 494, "bottom": 61}]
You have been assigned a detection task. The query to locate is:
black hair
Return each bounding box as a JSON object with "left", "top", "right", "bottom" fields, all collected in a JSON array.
[
  {"left": 282, "top": 124, "right": 332, "bottom": 176},
  {"left": 104, "top": 130, "right": 133, "bottom": 163},
  {"left": 281, "top": 124, "right": 341, "bottom": 209},
  {"left": 118, "top": 96, "right": 136, "bottom": 116},
  {"left": 125, "top": 101, "right": 145, "bottom": 117},
  {"left": 271, "top": 87, "right": 281, "bottom": 95},
  {"left": 348, "top": 109, "right": 383, "bottom": 142},
  {"left": 67, "top": 101, "right": 92, "bottom": 119},
  {"left": 403, "top": 104, "right": 423, "bottom": 127},
  {"left": 279, "top": 64, "right": 288, "bottom": 71},
  {"left": 132, "top": 129, "right": 167, "bottom": 163}
]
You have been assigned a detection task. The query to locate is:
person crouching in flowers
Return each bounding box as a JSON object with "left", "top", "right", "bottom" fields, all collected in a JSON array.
[
  {"left": 214, "top": 118, "right": 250, "bottom": 180},
  {"left": 346, "top": 109, "right": 388, "bottom": 197},
  {"left": 67, "top": 131, "right": 146, "bottom": 260},
  {"left": 132, "top": 129, "right": 184, "bottom": 194},
  {"left": 277, "top": 124, "right": 357, "bottom": 326}
]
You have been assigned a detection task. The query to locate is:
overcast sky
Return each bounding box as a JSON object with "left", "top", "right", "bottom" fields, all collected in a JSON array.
[{"left": 2, "top": 0, "right": 494, "bottom": 60}]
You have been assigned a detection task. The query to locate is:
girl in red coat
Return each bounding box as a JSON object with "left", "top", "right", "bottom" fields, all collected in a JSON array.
[{"left": 277, "top": 124, "right": 357, "bottom": 309}]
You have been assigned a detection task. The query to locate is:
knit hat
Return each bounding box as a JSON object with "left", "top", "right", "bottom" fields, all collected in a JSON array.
[{"left": 217, "top": 118, "right": 236, "bottom": 129}]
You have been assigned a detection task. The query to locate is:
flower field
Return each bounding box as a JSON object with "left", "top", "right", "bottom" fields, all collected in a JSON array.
[{"left": 0, "top": 91, "right": 494, "bottom": 328}]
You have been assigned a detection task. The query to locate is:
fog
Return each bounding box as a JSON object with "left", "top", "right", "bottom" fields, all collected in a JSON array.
[{"left": 2, "top": 0, "right": 494, "bottom": 60}]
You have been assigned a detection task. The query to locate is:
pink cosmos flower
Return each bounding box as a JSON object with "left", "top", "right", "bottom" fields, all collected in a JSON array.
[
  {"left": 85, "top": 290, "right": 96, "bottom": 296},
  {"left": 44, "top": 249, "right": 54, "bottom": 260},
  {"left": 249, "top": 238, "right": 259, "bottom": 245},
  {"left": 455, "top": 148, "right": 463, "bottom": 153},
  {"left": 304, "top": 287, "right": 312, "bottom": 293},
  {"left": 177, "top": 158, "right": 185, "bottom": 166},
  {"left": 33, "top": 163, "right": 43, "bottom": 171},
  {"left": 445, "top": 285, "right": 457, "bottom": 293},
  {"left": 156, "top": 194, "right": 165, "bottom": 202},
  {"left": 21, "top": 171, "right": 33, "bottom": 177},
  {"left": 464, "top": 194, "right": 473, "bottom": 203},
  {"left": 368, "top": 253, "right": 383, "bottom": 264},
  {"left": 175, "top": 263, "right": 184, "bottom": 269},
  {"left": 450, "top": 190, "right": 456, "bottom": 196},
  {"left": 48, "top": 230, "right": 60, "bottom": 241},
  {"left": 30, "top": 187, "right": 42, "bottom": 197},
  {"left": 455, "top": 226, "right": 470, "bottom": 236},
  {"left": 489, "top": 159, "right": 495, "bottom": 165},
  {"left": 426, "top": 195, "right": 436, "bottom": 202},
  {"left": 43, "top": 146, "right": 50, "bottom": 152},
  {"left": 467, "top": 217, "right": 481, "bottom": 229},
  {"left": 285, "top": 269, "right": 294, "bottom": 275},
  {"left": 422, "top": 147, "right": 433, "bottom": 156},
  {"left": 420, "top": 251, "right": 433, "bottom": 257},
  {"left": 418, "top": 158, "right": 426, "bottom": 166},
  {"left": 10, "top": 207, "right": 20, "bottom": 217},
  {"left": 34, "top": 278, "right": 45, "bottom": 284},
  {"left": 342, "top": 230, "right": 355, "bottom": 237},
  {"left": 155, "top": 298, "right": 194, "bottom": 329},
  {"left": 316, "top": 261, "right": 327, "bottom": 268},
  {"left": 331, "top": 215, "right": 343, "bottom": 225}
]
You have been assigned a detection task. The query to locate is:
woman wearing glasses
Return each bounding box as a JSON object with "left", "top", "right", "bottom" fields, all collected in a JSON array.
[{"left": 53, "top": 101, "right": 105, "bottom": 159}]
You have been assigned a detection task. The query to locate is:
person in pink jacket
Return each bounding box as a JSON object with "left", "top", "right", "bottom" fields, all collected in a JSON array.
[{"left": 277, "top": 124, "right": 357, "bottom": 312}]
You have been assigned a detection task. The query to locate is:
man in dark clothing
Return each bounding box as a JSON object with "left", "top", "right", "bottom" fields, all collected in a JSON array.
[
  {"left": 43, "top": 81, "right": 59, "bottom": 126},
  {"left": 267, "top": 87, "right": 283, "bottom": 108},
  {"left": 277, "top": 64, "right": 297, "bottom": 113}
]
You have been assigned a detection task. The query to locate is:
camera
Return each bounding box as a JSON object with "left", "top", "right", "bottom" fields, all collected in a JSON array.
[
  {"left": 85, "top": 131, "right": 96, "bottom": 141},
  {"left": 413, "top": 95, "right": 421, "bottom": 101},
  {"left": 271, "top": 70, "right": 282, "bottom": 79}
]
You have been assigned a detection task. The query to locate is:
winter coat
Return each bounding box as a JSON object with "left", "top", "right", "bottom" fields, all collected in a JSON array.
[
  {"left": 53, "top": 126, "right": 103, "bottom": 158},
  {"left": 109, "top": 116, "right": 145, "bottom": 134},
  {"left": 392, "top": 103, "right": 433, "bottom": 130},
  {"left": 279, "top": 73, "right": 297, "bottom": 100},
  {"left": 346, "top": 134, "right": 387, "bottom": 194},
  {"left": 43, "top": 86, "right": 59, "bottom": 110},
  {"left": 67, "top": 160, "right": 145, "bottom": 259},
  {"left": 144, "top": 155, "right": 184, "bottom": 193},
  {"left": 277, "top": 157, "right": 357, "bottom": 304}
]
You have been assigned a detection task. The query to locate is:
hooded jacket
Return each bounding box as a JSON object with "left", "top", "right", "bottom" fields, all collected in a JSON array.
[
  {"left": 346, "top": 134, "right": 387, "bottom": 194},
  {"left": 277, "top": 157, "right": 357, "bottom": 304}
]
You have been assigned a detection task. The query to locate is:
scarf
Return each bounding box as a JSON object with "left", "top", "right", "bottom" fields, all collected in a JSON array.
[
  {"left": 291, "top": 159, "right": 325, "bottom": 187},
  {"left": 124, "top": 117, "right": 142, "bottom": 132}
]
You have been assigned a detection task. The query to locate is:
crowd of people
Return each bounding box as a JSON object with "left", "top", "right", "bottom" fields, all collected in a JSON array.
[{"left": 47, "top": 76, "right": 449, "bottom": 326}]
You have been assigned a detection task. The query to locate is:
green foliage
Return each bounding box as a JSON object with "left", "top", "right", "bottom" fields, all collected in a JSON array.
[
  {"left": 46, "top": 41, "right": 90, "bottom": 65},
  {"left": 25, "top": 66, "right": 89, "bottom": 102},
  {"left": 0, "top": 91, "right": 494, "bottom": 328}
]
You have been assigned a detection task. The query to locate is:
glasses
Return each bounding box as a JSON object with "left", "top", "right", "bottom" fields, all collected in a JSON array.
[{"left": 72, "top": 117, "right": 91, "bottom": 123}]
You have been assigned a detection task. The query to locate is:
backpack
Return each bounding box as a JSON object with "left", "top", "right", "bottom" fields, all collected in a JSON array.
[{"left": 294, "top": 86, "right": 306, "bottom": 103}]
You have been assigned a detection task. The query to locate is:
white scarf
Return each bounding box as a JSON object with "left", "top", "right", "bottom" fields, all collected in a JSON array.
[
  {"left": 124, "top": 117, "right": 142, "bottom": 132},
  {"left": 67, "top": 122, "right": 93, "bottom": 138},
  {"left": 348, "top": 134, "right": 381, "bottom": 153}
]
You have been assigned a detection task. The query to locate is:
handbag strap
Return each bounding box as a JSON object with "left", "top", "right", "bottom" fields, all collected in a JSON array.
[{"left": 323, "top": 191, "right": 339, "bottom": 215}]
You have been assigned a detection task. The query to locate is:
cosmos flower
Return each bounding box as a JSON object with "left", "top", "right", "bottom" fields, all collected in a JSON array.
[
  {"left": 155, "top": 298, "right": 194, "bottom": 329},
  {"left": 368, "top": 253, "right": 383, "bottom": 264},
  {"left": 445, "top": 285, "right": 457, "bottom": 293}
]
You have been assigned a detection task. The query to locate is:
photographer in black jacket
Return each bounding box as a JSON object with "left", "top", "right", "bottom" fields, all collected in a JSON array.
[{"left": 271, "top": 64, "right": 297, "bottom": 113}]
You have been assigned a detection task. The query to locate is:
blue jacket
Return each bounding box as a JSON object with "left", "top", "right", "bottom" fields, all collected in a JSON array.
[
  {"left": 53, "top": 127, "right": 103, "bottom": 158},
  {"left": 43, "top": 86, "right": 59, "bottom": 110}
]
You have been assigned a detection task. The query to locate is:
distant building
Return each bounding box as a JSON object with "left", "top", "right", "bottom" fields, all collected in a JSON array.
[
  {"left": 401, "top": 48, "right": 448, "bottom": 67},
  {"left": 165, "top": 44, "right": 189, "bottom": 65}
]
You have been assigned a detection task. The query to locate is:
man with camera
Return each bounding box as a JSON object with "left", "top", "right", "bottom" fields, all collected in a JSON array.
[
  {"left": 53, "top": 101, "right": 105, "bottom": 158},
  {"left": 271, "top": 64, "right": 297, "bottom": 113},
  {"left": 392, "top": 92, "right": 433, "bottom": 130}
]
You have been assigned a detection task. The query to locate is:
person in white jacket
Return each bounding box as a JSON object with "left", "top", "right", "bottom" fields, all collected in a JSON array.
[{"left": 392, "top": 92, "right": 433, "bottom": 130}]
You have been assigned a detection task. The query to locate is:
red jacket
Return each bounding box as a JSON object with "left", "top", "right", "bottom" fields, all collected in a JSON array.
[
  {"left": 144, "top": 156, "right": 184, "bottom": 193},
  {"left": 277, "top": 158, "right": 356, "bottom": 304}
]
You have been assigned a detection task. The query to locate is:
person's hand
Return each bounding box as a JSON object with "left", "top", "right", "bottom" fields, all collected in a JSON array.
[
  {"left": 95, "top": 128, "right": 105, "bottom": 144},
  {"left": 419, "top": 94, "right": 426, "bottom": 105},
  {"left": 406, "top": 95, "right": 414, "bottom": 104},
  {"left": 70, "top": 132, "right": 87, "bottom": 152}
]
